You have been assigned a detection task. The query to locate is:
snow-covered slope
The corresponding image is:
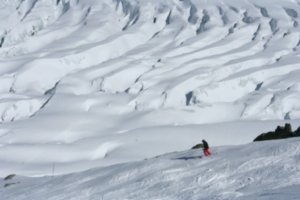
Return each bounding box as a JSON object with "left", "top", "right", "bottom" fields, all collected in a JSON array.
[
  {"left": 1, "top": 0, "right": 300, "bottom": 176},
  {"left": 1, "top": 138, "right": 300, "bottom": 200}
]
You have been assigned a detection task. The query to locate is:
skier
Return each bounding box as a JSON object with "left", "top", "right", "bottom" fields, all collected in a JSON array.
[{"left": 202, "top": 139, "right": 211, "bottom": 156}]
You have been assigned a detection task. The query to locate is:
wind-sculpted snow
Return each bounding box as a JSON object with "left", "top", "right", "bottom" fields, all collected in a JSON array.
[{"left": 0, "top": 0, "right": 300, "bottom": 176}]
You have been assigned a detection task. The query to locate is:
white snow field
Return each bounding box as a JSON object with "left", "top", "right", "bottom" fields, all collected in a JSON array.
[
  {"left": 1, "top": 138, "right": 300, "bottom": 200},
  {"left": 1, "top": 0, "right": 300, "bottom": 196}
]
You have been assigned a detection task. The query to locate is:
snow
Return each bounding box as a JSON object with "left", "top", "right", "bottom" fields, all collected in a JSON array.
[
  {"left": 1, "top": 138, "right": 300, "bottom": 200},
  {"left": 0, "top": 0, "right": 300, "bottom": 198}
]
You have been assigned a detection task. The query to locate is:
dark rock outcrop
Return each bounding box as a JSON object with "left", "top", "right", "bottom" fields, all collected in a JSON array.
[
  {"left": 3, "top": 174, "right": 19, "bottom": 188},
  {"left": 254, "top": 123, "right": 300, "bottom": 142},
  {"left": 191, "top": 143, "right": 204, "bottom": 149},
  {"left": 3, "top": 174, "right": 16, "bottom": 181},
  {"left": 293, "top": 127, "right": 300, "bottom": 137}
]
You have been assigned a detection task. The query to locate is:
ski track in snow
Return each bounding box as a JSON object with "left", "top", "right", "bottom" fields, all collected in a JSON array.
[
  {"left": 0, "top": 0, "right": 300, "bottom": 177},
  {"left": 1, "top": 138, "right": 300, "bottom": 200}
]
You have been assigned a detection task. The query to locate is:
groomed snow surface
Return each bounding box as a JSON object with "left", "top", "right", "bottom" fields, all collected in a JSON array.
[
  {"left": 1, "top": 0, "right": 300, "bottom": 198},
  {"left": 1, "top": 138, "right": 300, "bottom": 200}
]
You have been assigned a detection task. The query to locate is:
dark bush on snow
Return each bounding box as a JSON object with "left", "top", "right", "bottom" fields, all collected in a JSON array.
[{"left": 254, "top": 123, "right": 300, "bottom": 142}]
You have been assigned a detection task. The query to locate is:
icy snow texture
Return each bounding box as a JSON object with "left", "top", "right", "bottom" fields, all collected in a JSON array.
[{"left": 0, "top": 0, "right": 300, "bottom": 176}]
